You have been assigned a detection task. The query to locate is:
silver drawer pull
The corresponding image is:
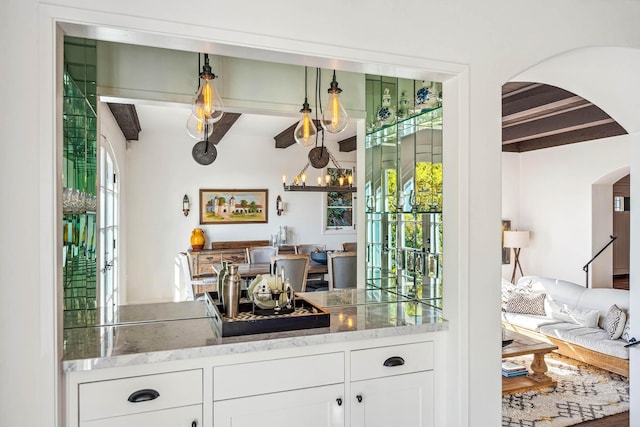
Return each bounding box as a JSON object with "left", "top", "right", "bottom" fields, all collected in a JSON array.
[
  {"left": 127, "top": 388, "right": 160, "bottom": 403},
  {"left": 383, "top": 356, "right": 405, "bottom": 367}
]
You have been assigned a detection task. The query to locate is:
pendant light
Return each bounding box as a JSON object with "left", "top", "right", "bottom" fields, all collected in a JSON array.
[
  {"left": 323, "top": 70, "right": 348, "bottom": 134},
  {"left": 186, "top": 109, "right": 214, "bottom": 139},
  {"left": 192, "top": 53, "right": 224, "bottom": 124},
  {"left": 294, "top": 66, "right": 317, "bottom": 147}
]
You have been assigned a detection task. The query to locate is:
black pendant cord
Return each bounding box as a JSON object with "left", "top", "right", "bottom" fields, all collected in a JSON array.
[
  {"left": 315, "top": 67, "right": 326, "bottom": 152},
  {"left": 196, "top": 53, "right": 201, "bottom": 92},
  {"left": 204, "top": 123, "right": 209, "bottom": 154}
]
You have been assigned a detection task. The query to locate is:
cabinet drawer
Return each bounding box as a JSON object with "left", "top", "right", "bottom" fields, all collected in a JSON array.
[
  {"left": 80, "top": 369, "right": 202, "bottom": 421},
  {"left": 214, "top": 352, "right": 344, "bottom": 401},
  {"left": 350, "top": 341, "right": 433, "bottom": 382},
  {"left": 81, "top": 404, "right": 201, "bottom": 427}
]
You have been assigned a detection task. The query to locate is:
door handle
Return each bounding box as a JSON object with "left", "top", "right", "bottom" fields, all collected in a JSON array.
[
  {"left": 127, "top": 388, "right": 160, "bottom": 403},
  {"left": 383, "top": 356, "right": 405, "bottom": 367},
  {"left": 356, "top": 394, "right": 363, "bottom": 403},
  {"left": 336, "top": 397, "right": 343, "bottom": 406}
]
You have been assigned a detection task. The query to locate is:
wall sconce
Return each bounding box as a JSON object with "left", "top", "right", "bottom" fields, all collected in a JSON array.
[
  {"left": 183, "top": 194, "right": 190, "bottom": 216},
  {"left": 276, "top": 195, "right": 284, "bottom": 216}
]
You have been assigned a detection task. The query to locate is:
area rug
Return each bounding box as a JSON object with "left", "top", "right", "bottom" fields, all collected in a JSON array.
[{"left": 502, "top": 353, "right": 629, "bottom": 426}]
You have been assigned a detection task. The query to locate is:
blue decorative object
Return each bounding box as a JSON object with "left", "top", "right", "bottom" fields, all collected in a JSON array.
[
  {"left": 376, "top": 107, "right": 391, "bottom": 122},
  {"left": 416, "top": 81, "right": 430, "bottom": 105}
]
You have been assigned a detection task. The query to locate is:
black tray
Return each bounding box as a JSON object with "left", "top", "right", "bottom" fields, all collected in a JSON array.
[{"left": 205, "top": 292, "right": 330, "bottom": 337}]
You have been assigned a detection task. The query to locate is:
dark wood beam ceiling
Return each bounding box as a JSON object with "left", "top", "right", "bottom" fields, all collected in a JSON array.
[
  {"left": 107, "top": 103, "right": 141, "bottom": 141},
  {"left": 207, "top": 113, "right": 241, "bottom": 145},
  {"left": 338, "top": 135, "right": 356, "bottom": 152},
  {"left": 502, "top": 82, "right": 627, "bottom": 152},
  {"left": 273, "top": 120, "right": 323, "bottom": 149}
]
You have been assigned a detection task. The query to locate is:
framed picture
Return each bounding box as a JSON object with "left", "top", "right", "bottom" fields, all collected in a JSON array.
[
  {"left": 502, "top": 220, "right": 511, "bottom": 264},
  {"left": 322, "top": 163, "right": 355, "bottom": 234},
  {"left": 199, "top": 189, "right": 268, "bottom": 224}
]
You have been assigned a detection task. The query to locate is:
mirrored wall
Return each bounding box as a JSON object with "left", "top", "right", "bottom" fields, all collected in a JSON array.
[{"left": 365, "top": 76, "right": 443, "bottom": 309}]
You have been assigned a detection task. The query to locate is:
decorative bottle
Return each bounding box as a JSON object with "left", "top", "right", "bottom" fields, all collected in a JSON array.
[
  {"left": 190, "top": 228, "right": 205, "bottom": 250},
  {"left": 222, "top": 264, "right": 241, "bottom": 318},
  {"left": 217, "top": 260, "right": 229, "bottom": 298}
]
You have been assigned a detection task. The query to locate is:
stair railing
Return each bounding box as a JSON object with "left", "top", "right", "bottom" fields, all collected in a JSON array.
[{"left": 582, "top": 235, "right": 617, "bottom": 288}]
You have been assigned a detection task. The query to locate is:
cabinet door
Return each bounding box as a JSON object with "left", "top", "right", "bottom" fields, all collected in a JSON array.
[
  {"left": 351, "top": 371, "right": 433, "bottom": 427},
  {"left": 214, "top": 384, "right": 344, "bottom": 427},
  {"left": 81, "top": 404, "right": 201, "bottom": 427}
]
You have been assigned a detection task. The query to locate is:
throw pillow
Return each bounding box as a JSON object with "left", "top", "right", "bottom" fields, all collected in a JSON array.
[
  {"left": 604, "top": 304, "right": 627, "bottom": 340},
  {"left": 547, "top": 301, "right": 600, "bottom": 328},
  {"left": 621, "top": 314, "right": 632, "bottom": 343},
  {"left": 501, "top": 278, "right": 533, "bottom": 312},
  {"left": 506, "top": 293, "right": 546, "bottom": 316}
]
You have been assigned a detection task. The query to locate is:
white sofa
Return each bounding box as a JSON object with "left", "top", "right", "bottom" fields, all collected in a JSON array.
[{"left": 502, "top": 275, "right": 631, "bottom": 376}]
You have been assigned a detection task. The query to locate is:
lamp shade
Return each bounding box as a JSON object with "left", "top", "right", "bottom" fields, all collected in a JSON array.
[{"left": 503, "top": 230, "right": 529, "bottom": 248}]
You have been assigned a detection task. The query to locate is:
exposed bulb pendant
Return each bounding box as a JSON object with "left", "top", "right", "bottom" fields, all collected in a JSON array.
[
  {"left": 186, "top": 106, "right": 214, "bottom": 139},
  {"left": 192, "top": 53, "right": 224, "bottom": 124},
  {"left": 294, "top": 98, "right": 317, "bottom": 147},
  {"left": 323, "top": 70, "right": 348, "bottom": 134},
  {"left": 294, "top": 67, "right": 317, "bottom": 147}
]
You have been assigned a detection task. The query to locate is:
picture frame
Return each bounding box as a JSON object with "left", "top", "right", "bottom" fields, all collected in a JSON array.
[
  {"left": 502, "top": 219, "right": 511, "bottom": 264},
  {"left": 199, "top": 189, "right": 268, "bottom": 224}
]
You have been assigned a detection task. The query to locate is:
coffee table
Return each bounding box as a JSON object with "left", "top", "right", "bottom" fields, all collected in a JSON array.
[{"left": 502, "top": 329, "right": 558, "bottom": 395}]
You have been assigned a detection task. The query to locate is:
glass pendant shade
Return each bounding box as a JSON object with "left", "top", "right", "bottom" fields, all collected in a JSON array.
[
  {"left": 192, "top": 77, "right": 224, "bottom": 124},
  {"left": 294, "top": 107, "right": 317, "bottom": 147},
  {"left": 323, "top": 70, "right": 348, "bottom": 134},
  {"left": 186, "top": 110, "right": 214, "bottom": 140},
  {"left": 324, "top": 91, "right": 348, "bottom": 134}
]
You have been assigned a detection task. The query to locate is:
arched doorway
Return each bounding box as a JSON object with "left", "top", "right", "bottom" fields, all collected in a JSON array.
[{"left": 502, "top": 46, "right": 640, "bottom": 424}]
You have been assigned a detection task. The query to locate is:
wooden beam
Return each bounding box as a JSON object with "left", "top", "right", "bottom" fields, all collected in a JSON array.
[
  {"left": 337, "top": 135, "right": 357, "bottom": 152},
  {"left": 502, "top": 85, "right": 577, "bottom": 117},
  {"left": 502, "top": 105, "right": 614, "bottom": 143},
  {"left": 208, "top": 113, "right": 241, "bottom": 145},
  {"left": 502, "top": 122, "right": 627, "bottom": 153},
  {"left": 274, "top": 122, "right": 298, "bottom": 149},
  {"left": 107, "top": 103, "right": 141, "bottom": 141},
  {"left": 273, "top": 120, "right": 322, "bottom": 149}
]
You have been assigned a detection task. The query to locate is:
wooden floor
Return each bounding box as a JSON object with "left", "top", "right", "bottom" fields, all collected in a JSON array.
[{"left": 572, "top": 411, "right": 628, "bottom": 426}]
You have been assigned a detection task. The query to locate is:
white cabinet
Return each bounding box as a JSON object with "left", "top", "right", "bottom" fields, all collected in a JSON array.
[
  {"left": 213, "top": 352, "right": 345, "bottom": 426},
  {"left": 213, "top": 384, "right": 345, "bottom": 427},
  {"left": 67, "top": 335, "right": 441, "bottom": 427},
  {"left": 350, "top": 372, "right": 434, "bottom": 427},
  {"left": 349, "top": 341, "right": 435, "bottom": 427},
  {"left": 77, "top": 369, "right": 202, "bottom": 427},
  {"left": 81, "top": 405, "right": 202, "bottom": 427}
]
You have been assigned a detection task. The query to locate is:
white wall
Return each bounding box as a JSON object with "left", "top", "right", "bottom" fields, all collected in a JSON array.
[
  {"left": 4, "top": 1, "right": 640, "bottom": 427},
  {"left": 502, "top": 135, "right": 630, "bottom": 285},
  {"left": 125, "top": 105, "right": 356, "bottom": 303},
  {"left": 501, "top": 152, "right": 520, "bottom": 279}
]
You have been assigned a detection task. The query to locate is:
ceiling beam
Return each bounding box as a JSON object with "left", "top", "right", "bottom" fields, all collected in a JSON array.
[
  {"left": 338, "top": 135, "right": 356, "bottom": 152},
  {"left": 502, "top": 84, "right": 577, "bottom": 117},
  {"left": 502, "top": 122, "right": 627, "bottom": 153},
  {"left": 208, "top": 112, "right": 241, "bottom": 145},
  {"left": 502, "top": 105, "right": 614, "bottom": 144},
  {"left": 273, "top": 120, "right": 322, "bottom": 149},
  {"left": 107, "top": 103, "right": 141, "bottom": 141}
]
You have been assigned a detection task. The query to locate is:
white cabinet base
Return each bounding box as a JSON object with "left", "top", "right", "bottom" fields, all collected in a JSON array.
[
  {"left": 351, "top": 371, "right": 434, "bottom": 427},
  {"left": 80, "top": 404, "right": 201, "bottom": 427},
  {"left": 214, "top": 384, "right": 345, "bottom": 427}
]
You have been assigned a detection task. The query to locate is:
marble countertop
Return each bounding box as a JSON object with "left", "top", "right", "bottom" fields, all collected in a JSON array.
[{"left": 62, "top": 289, "right": 447, "bottom": 372}]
